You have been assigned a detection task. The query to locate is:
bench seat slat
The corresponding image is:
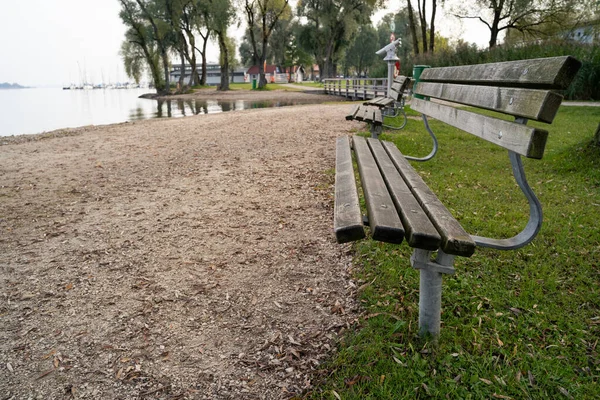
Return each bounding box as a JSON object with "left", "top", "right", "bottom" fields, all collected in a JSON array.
[
  {"left": 414, "top": 82, "right": 563, "bottom": 123},
  {"left": 373, "top": 109, "right": 383, "bottom": 126},
  {"left": 353, "top": 136, "right": 404, "bottom": 244},
  {"left": 345, "top": 104, "right": 360, "bottom": 121},
  {"left": 365, "top": 97, "right": 394, "bottom": 108},
  {"left": 334, "top": 137, "right": 366, "bottom": 243},
  {"left": 354, "top": 107, "right": 365, "bottom": 121},
  {"left": 419, "top": 56, "right": 581, "bottom": 90},
  {"left": 361, "top": 106, "right": 371, "bottom": 122},
  {"left": 363, "top": 107, "right": 374, "bottom": 123},
  {"left": 382, "top": 141, "right": 476, "bottom": 257},
  {"left": 367, "top": 138, "right": 441, "bottom": 250},
  {"left": 411, "top": 98, "right": 549, "bottom": 159}
]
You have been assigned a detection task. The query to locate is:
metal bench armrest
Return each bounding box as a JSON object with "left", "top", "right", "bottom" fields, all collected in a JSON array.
[
  {"left": 403, "top": 115, "right": 439, "bottom": 162},
  {"left": 471, "top": 150, "right": 543, "bottom": 250}
]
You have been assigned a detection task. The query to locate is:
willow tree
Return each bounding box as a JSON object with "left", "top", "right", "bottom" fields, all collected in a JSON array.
[
  {"left": 344, "top": 25, "right": 378, "bottom": 77},
  {"left": 133, "top": 0, "right": 173, "bottom": 94},
  {"left": 205, "top": 0, "right": 235, "bottom": 90},
  {"left": 244, "top": 0, "right": 291, "bottom": 88},
  {"left": 119, "top": 0, "right": 165, "bottom": 91}
]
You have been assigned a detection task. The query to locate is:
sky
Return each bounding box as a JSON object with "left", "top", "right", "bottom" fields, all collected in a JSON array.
[{"left": 0, "top": 0, "right": 491, "bottom": 87}]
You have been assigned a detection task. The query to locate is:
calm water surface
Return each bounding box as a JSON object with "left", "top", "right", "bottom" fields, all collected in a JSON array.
[{"left": 0, "top": 87, "right": 317, "bottom": 137}]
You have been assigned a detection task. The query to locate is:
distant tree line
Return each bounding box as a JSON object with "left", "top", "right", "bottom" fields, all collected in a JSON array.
[
  {"left": 0, "top": 82, "right": 27, "bottom": 89},
  {"left": 119, "top": 0, "right": 598, "bottom": 96}
]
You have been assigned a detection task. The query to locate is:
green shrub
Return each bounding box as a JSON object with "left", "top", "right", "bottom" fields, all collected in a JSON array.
[{"left": 393, "top": 39, "right": 599, "bottom": 100}]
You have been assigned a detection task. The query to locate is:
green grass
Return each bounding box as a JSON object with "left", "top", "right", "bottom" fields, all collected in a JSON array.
[
  {"left": 187, "top": 83, "right": 298, "bottom": 91},
  {"left": 226, "top": 82, "right": 302, "bottom": 91},
  {"left": 293, "top": 81, "right": 324, "bottom": 88},
  {"left": 312, "top": 106, "right": 600, "bottom": 399}
]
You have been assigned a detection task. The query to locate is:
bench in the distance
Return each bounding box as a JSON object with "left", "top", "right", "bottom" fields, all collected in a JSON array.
[
  {"left": 363, "top": 75, "right": 411, "bottom": 110},
  {"left": 346, "top": 75, "right": 412, "bottom": 136}
]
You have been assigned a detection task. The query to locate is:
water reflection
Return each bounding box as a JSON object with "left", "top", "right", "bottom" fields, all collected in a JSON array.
[
  {"left": 0, "top": 87, "right": 330, "bottom": 137},
  {"left": 130, "top": 98, "right": 319, "bottom": 121}
]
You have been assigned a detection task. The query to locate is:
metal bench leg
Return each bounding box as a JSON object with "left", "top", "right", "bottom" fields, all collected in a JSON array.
[
  {"left": 370, "top": 124, "right": 382, "bottom": 139},
  {"left": 410, "top": 249, "right": 455, "bottom": 337}
]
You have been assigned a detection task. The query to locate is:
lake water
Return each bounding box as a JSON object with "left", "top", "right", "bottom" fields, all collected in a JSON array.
[{"left": 0, "top": 87, "right": 318, "bottom": 137}]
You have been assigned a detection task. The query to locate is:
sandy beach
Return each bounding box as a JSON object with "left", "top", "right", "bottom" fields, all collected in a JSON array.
[{"left": 0, "top": 92, "right": 363, "bottom": 399}]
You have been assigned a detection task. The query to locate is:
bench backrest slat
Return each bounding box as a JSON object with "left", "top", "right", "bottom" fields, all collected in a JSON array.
[
  {"left": 418, "top": 56, "right": 581, "bottom": 89},
  {"left": 415, "top": 82, "right": 563, "bottom": 123},
  {"left": 411, "top": 56, "right": 581, "bottom": 158},
  {"left": 389, "top": 76, "right": 411, "bottom": 100},
  {"left": 411, "top": 98, "right": 549, "bottom": 159}
]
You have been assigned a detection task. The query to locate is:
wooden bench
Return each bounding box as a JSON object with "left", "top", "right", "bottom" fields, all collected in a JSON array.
[
  {"left": 346, "top": 76, "right": 412, "bottom": 136},
  {"left": 334, "top": 56, "right": 581, "bottom": 336}
]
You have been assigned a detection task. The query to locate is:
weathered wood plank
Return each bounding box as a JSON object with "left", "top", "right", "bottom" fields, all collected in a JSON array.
[
  {"left": 367, "top": 138, "right": 441, "bottom": 250},
  {"left": 393, "top": 76, "right": 410, "bottom": 91},
  {"left": 363, "top": 108, "right": 374, "bottom": 124},
  {"left": 334, "top": 136, "right": 365, "bottom": 243},
  {"left": 345, "top": 104, "right": 360, "bottom": 120},
  {"left": 365, "top": 97, "right": 394, "bottom": 108},
  {"left": 382, "top": 98, "right": 395, "bottom": 106},
  {"left": 411, "top": 98, "right": 549, "bottom": 159},
  {"left": 353, "top": 136, "right": 404, "bottom": 244},
  {"left": 389, "top": 90, "right": 402, "bottom": 101},
  {"left": 373, "top": 109, "right": 383, "bottom": 126},
  {"left": 354, "top": 105, "right": 365, "bottom": 121},
  {"left": 414, "top": 82, "right": 564, "bottom": 123},
  {"left": 391, "top": 82, "right": 405, "bottom": 93},
  {"left": 419, "top": 56, "right": 582, "bottom": 89},
  {"left": 362, "top": 106, "right": 372, "bottom": 122},
  {"left": 365, "top": 97, "right": 382, "bottom": 106},
  {"left": 393, "top": 76, "right": 408, "bottom": 85},
  {"left": 381, "top": 141, "right": 476, "bottom": 257}
]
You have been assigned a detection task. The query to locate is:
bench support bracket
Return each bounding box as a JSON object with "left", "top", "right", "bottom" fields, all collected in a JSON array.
[
  {"left": 405, "top": 115, "right": 439, "bottom": 162},
  {"left": 411, "top": 249, "right": 455, "bottom": 337},
  {"left": 471, "top": 120, "right": 543, "bottom": 250},
  {"left": 370, "top": 124, "right": 382, "bottom": 139}
]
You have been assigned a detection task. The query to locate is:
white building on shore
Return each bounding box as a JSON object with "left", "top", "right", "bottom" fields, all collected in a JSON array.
[{"left": 170, "top": 63, "right": 246, "bottom": 86}]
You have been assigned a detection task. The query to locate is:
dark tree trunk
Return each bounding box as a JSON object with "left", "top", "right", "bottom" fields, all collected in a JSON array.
[
  {"left": 218, "top": 32, "right": 230, "bottom": 91},
  {"left": 135, "top": 0, "right": 170, "bottom": 94},
  {"left": 417, "top": 0, "right": 428, "bottom": 53},
  {"left": 489, "top": 5, "right": 502, "bottom": 48},
  {"left": 160, "top": 47, "right": 170, "bottom": 94},
  {"left": 407, "top": 0, "right": 420, "bottom": 55},
  {"left": 429, "top": 0, "right": 436, "bottom": 53},
  {"left": 199, "top": 30, "right": 209, "bottom": 86},
  {"left": 178, "top": 52, "right": 186, "bottom": 90},
  {"left": 259, "top": 33, "right": 270, "bottom": 87},
  {"left": 183, "top": 27, "right": 200, "bottom": 86}
]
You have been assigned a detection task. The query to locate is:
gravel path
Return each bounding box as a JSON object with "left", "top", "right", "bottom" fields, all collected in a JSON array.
[{"left": 0, "top": 101, "right": 363, "bottom": 399}]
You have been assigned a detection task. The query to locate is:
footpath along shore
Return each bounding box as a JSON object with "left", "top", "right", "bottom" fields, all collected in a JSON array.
[{"left": 0, "top": 99, "right": 362, "bottom": 399}]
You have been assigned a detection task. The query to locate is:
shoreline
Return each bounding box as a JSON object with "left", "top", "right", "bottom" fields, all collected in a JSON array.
[{"left": 1, "top": 89, "right": 347, "bottom": 143}]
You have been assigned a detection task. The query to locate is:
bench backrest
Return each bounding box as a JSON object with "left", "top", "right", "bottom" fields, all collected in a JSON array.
[
  {"left": 411, "top": 56, "right": 581, "bottom": 159},
  {"left": 389, "top": 75, "right": 411, "bottom": 101}
]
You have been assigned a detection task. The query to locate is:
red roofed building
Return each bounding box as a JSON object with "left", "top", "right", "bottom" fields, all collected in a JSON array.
[{"left": 246, "top": 65, "right": 279, "bottom": 82}]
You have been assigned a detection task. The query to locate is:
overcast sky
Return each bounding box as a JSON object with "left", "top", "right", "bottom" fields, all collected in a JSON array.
[{"left": 0, "top": 1, "right": 489, "bottom": 87}]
